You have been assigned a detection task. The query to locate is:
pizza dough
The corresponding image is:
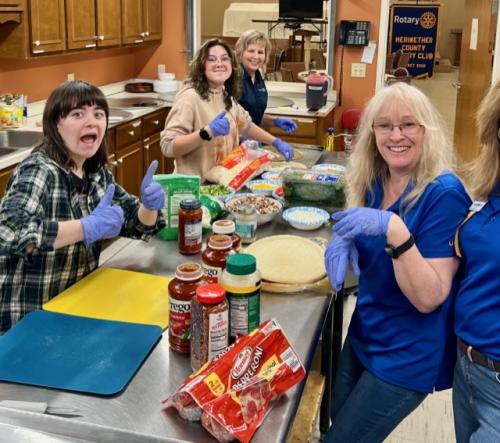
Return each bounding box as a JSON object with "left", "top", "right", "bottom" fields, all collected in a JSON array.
[{"left": 244, "top": 235, "right": 326, "bottom": 284}]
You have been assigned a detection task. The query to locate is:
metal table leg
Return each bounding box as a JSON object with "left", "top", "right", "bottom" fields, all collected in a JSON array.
[{"left": 319, "top": 288, "right": 344, "bottom": 436}]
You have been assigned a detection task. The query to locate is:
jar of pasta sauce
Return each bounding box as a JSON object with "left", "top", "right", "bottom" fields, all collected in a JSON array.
[
  {"left": 178, "top": 199, "right": 202, "bottom": 255},
  {"left": 191, "top": 283, "right": 229, "bottom": 371},
  {"left": 168, "top": 263, "right": 205, "bottom": 354},
  {"left": 202, "top": 234, "right": 235, "bottom": 284},
  {"left": 211, "top": 219, "right": 241, "bottom": 251}
]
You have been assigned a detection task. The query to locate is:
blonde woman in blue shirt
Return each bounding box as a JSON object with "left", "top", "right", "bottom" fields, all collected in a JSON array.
[{"left": 324, "top": 82, "right": 471, "bottom": 442}]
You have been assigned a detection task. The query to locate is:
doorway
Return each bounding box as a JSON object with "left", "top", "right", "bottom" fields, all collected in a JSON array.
[
  {"left": 191, "top": 0, "right": 335, "bottom": 81},
  {"left": 376, "top": 0, "right": 500, "bottom": 163}
]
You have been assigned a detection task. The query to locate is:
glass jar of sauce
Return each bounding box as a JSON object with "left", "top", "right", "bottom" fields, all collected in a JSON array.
[
  {"left": 210, "top": 219, "right": 241, "bottom": 251},
  {"left": 168, "top": 263, "right": 205, "bottom": 353},
  {"left": 191, "top": 283, "right": 229, "bottom": 371},
  {"left": 178, "top": 199, "right": 202, "bottom": 255},
  {"left": 202, "top": 234, "right": 234, "bottom": 284}
]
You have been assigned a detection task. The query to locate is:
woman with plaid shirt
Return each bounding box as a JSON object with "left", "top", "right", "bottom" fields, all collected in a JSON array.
[{"left": 0, "top": 81, "right": 166, "bottom": 334}]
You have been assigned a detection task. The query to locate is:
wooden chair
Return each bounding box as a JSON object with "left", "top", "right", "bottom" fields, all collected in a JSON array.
[
  {"left": 280, "top": 67, "right": 294, "bottom": 82},
  {"left": 280, "top": 61, "right": 306, "bottom": 82}
]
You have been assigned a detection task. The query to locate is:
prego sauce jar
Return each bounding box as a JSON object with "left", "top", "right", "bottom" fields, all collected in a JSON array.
[
  {"left": 202, "top": 234, "right": 234, "bottom": 284},
  {"left": 178, "top": 199, "right": 202, "bottom": 254},
  {"left": 210, "top": 219, "right": 241, "bottom": 251},
  {"left": 168, "top": 263, "right": 205, "bottom": 353},
  {"left": 191, "top": 283, "right": 229, "bottom": 371}
]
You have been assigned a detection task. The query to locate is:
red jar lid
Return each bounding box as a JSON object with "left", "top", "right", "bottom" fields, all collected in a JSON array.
[{"left": 196, "top": 283, "right": 226, "bottom": 304}]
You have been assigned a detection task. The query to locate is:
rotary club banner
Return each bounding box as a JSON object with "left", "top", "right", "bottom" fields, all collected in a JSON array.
[{"left": 389, "top": 5, "right": 440, "bottom": 78}]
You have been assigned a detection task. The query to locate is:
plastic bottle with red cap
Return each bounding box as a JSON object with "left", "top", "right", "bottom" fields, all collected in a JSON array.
[{"left": 191, "top": 283, "right": 229, "bottom": 371}]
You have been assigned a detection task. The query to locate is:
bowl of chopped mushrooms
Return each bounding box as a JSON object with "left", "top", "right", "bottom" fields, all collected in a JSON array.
[{"left": 225, "top": 193, "right": 283, "bottom": 225}]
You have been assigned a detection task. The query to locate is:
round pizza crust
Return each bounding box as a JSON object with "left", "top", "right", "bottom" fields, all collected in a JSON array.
[{"left": 244, "top": 235, "right": 326, "bottom": 284}]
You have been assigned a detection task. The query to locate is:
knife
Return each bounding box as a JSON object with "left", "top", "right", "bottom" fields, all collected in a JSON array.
[{"left": 0, "top": 400, "right": 81, "bottom": 417}]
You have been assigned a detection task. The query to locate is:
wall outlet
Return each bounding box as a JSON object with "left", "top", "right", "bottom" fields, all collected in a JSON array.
[
  {"left": 351, "top": 63, "right": 366, "bottom": 78},
  {"left": 67, "top": 73, "right": 75, "bottom": 81},
  {"left": 158, "top": 64, "right": 165, "bottom": 74}
]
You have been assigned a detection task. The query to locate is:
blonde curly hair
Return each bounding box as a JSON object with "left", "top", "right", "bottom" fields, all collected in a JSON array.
[
  {"left": 346, "top": 82, "right": 457, "bottom": 212},
  {"left": 462, "top": 80, "right": 500, "bottom": 199}
]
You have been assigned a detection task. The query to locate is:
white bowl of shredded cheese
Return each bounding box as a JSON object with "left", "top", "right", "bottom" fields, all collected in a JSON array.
[{"left": 282, "top": 206, "right": 329, "bottom": 230}]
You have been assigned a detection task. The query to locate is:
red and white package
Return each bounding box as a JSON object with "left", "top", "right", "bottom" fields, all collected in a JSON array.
[
  {"left": 204, "top": 145, "right": 276, "bottom": 191},
  {"left": 163, "top": 319, "right": 305, "bottom": 442}
]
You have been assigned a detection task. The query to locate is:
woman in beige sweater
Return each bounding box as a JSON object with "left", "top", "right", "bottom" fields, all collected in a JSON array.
[{"left": 160, "top": 38, "right": 294, "bottom": 180}]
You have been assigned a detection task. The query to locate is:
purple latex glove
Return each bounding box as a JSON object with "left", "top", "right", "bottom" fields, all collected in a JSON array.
[
  {"left": 208, "top": 112, "right": 230, "bottom": 138},
  {"left": 332, "top": 207, "right": 393, "bottom": 240},
  {"left": 141, "top": 160, "right": 165, "bottom": 211},
  {"left": 272, "top": 138, "right": 294, "bottom": 161},
  {"left": 81, "top": 184, "right": 124, "bottom": 246},
  {"left": 324, "top": 235, "right": 360, "bottom": 292},
  {"left": 275, "top": 117, "right": 298, "bottom": 133}
]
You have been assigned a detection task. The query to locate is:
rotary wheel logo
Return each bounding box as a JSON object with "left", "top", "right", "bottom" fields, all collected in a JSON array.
[{"left": 420, "top": 12, "right": 436, "bottom": 29}]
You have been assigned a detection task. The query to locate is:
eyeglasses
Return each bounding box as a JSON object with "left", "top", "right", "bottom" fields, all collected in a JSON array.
[
  {"left": 206, "top": 54, "right": 231, "bottom": 64},
  {"left": 372, "top": 122, "right": 423, "bottom": 135}
]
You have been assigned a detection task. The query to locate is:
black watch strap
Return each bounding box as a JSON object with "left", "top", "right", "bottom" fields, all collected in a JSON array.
[
  {"left": 199, "top": 127, "right": 212, "bottom": 141},
  {"left": 385, "top": 234, "right": 415, "bottom": 259}
]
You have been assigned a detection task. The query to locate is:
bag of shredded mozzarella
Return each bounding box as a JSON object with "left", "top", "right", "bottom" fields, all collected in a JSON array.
[
  {"left": 153, "top": 174, "right": 200, "bottom": 240},
  {"left": 205, "top": 145, "right": 275, "bottom": 191}
]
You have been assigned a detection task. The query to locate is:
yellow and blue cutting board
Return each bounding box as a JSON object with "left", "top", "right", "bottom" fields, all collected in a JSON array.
[
  {"left": 0, "top": 310, "right": 162, "bottom": 395},
  {"left": 43, "top": 268, "right": 171, "bottom": 329}
]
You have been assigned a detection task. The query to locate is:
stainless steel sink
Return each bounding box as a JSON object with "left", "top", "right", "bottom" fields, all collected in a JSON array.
[
  {"left": 107, "top": 97, "right": 165, "bottom": 109},
  {"left": 108, "top": 109, "right": 134, "bottom": 123},
  {"left": 0, "top": 130, "right": 43, "bottom": 150}
]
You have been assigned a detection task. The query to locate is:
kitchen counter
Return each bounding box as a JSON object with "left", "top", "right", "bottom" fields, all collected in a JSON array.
[
  {"left": 0, "top": 152, "right": 349, "bottom": 443},
  {"left": 0, "top": 220, "right": 333, "bottom": 443},
  {"left": 0, "top": 79, "right": 336, "bottom": 171}
]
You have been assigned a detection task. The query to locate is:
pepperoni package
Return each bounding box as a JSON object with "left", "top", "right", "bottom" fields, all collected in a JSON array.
[{"left": 163, "top": 319, "right": 305, "bottom": 442}]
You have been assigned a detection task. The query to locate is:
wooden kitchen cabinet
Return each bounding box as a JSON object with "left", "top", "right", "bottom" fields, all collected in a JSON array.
[
  {"left": 66, "top": 0, "right": 97, "bottom": 50},
  {"left": 0, "top": 0, "right": 157, "bottom": 58},
  {"left": 0, "top": 164, "right": 16, "bottom": 198},
  {"left": 30, "top": 0, "right": 66, "bottom": 55},
  {"left": 96, "top": 0, "right": 122, "bottom": 48},
  {"left": 142, "top": 108, "right": 173, "bottom": 175},
  {"left": 268, "top": 108, "right": 334, "bottom": 146},
  {"left": 122, "top": 0, "right": 162, "bottom": 45},
  {"left": 0, "top": 0, "right": 65, "bottom": 57},
  {"left": 66, "top": 0, "right": 122, "bottom": 50},
  {"left": 115, "top": 119, "right": 143, "bottom": 196}
]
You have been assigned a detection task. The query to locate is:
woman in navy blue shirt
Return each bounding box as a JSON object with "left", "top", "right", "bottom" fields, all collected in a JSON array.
[
  {"left": 324, "top": 82, "right": 471, "bottom": 442},
  {"left": 452, "top": 80, "right": 500, "bottom": 443},
  {"left": 235, "top": 30, "right": 297, "bottom": 137}
]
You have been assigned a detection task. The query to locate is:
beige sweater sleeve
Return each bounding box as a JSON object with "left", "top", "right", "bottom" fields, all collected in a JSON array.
[{"left": 160, "top": 92, "right": 196, "bottom": 158}]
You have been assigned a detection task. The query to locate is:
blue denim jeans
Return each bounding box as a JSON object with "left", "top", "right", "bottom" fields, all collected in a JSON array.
[
  {"left": 324, "top": 337, "right": 427, "bottom": 443},
  {"left": 453, "top": 349, "right": 500, "bottom": 443}
]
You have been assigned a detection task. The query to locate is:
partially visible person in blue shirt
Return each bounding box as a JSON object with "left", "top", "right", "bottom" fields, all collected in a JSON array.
[
  {"left": 452, "top": 79, "right": 500, "bottom": 443},
  {"left": 235, "top": 30, "right": 298, "bottom": 135},
  {"left": 323, "top": 82, "right": 471, "bottom": 442}
]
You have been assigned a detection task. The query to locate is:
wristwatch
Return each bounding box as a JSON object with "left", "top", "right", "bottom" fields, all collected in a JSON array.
[
  {"left": 385, "top": 234, "right": 415, "bottom": 259},
  {"left": 199, "top": 127, "right": 212, "bottom": 141}
]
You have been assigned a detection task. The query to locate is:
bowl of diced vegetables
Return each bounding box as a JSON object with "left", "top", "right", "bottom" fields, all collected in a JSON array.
[{"left": 200, "top": 184, "right": 235, "bottom": 201}]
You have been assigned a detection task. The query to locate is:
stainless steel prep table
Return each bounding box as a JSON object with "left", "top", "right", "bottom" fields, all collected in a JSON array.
[{"left": 0, "top": 152, "right": 351, "bottom": 443}]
